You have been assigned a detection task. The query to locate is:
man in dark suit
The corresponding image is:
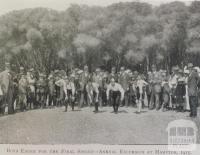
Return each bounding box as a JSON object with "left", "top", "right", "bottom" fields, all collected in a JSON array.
[
  {"left": 0, "top": 62, "right": 14, "bottom": 114},
  {"left": 187, "top": 63, "right": 200, "bottom": 117}
]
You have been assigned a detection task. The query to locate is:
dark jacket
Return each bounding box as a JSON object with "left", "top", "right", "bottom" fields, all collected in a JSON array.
[{"left": 188, "top": 71, "right": 200, "bottom": 96}]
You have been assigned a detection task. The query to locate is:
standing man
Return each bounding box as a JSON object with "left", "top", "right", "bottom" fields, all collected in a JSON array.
[
  {"left": 27, "top": 68, "right": 36, "bottom": 109},
  {"left": 18, "top": 73, "right": 28, "bottom": 111},
  {"left": 106, "top": 78, "right": 124, "bottom": 114},
  {"left": 169, "top": 66, "right": 179, "bottom": 109},
  {"left": 107, "top": 67, "right": 118, "bottom": 106},
  {"left": 0, "top": 62, "right": 14, "bottom": 114},
  {"left": 149, "top": 65, "right": 162, "bottom": 110},
  {"left": 187, "top": 63, "right": 200, "bottom": 118},
  {"left": 48, "top": 74, "right": 56, "bottom": 108},
  {"left": 118, "top": 67, "right": 129, "bottom": 107},
  {"left": 63, "top": 76, "right": 75, "bottom": 112},
  {"left": 86, "top": 78, "right": 99, "bottom": 112},
  {"left": 108, "top": 67, "right": 118, "bottom": 83},
  {"left": 36, "top": 74, "right": 47, "bottom": 108},
  {"left": 80, "top": 65, "right": 90, "bottom": 107},
  {"left": 74, "top": 70, "right": 83, "bottom": 109},
  {"left": 92, "top": 68, "right": 103, "bottom": 107}
]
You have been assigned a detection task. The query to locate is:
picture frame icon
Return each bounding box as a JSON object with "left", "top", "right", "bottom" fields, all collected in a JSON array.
[{"left": 166, "top": 119, "right": 198, "bottom": 151}]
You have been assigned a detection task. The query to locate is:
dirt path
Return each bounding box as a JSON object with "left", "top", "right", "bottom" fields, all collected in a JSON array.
[{"left": 0, "top": 106, "right": 199, "bottom": 144}]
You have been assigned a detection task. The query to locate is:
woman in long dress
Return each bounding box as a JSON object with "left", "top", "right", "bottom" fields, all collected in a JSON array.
[{"left": 184, "top": 70, "right": 190, "bottom": 111}]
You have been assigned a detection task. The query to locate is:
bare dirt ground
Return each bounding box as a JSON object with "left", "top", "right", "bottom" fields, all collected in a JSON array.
[{"left": 0, "top": 106, "right": 199, "bottom": 144}]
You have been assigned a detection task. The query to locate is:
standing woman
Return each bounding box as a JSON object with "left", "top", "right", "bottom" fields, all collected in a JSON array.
[{"left": 184, "top": 70, "right": 190, "bottom": 111}]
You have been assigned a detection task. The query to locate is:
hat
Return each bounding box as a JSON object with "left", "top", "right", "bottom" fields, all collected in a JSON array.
[
  {"left": 70, "top": 74, "right": 75, "bottom": 78},
  {"left": 48, "top": 75, "right": 54, "bottom": 79},
  {"left": 20, "top": 66, "right": 24, "bottom": 70},
  {"left": 95, "top": 68, "right": 100, "bottom": 72},
  {"left": 188, "top": 63, "right": 193, "bottom": 68},
  {"left": 178, "top": 69, "right": 183, "bottom": 73},
  {"left": 152, "top": 64, "right": 156, "bottom": 68},
  {"left": 74, "top": 68, "right": 79, "bottom": 72},
  {"left": 84, "top": 65, "right": 88, "bottom": 70},
  {"left": 54, "top": 70, "right": 59, "bottom": 74},
  {"left": 77, "top": 70, "right": 83, "bottom": 74},
  {"left": 29, "top": 68, "right": 34, "bottom": 72},
  {"left": 39, "top": 73, "right": 44, "bottom": 77},
  {"left": 111, "top": 67, "right": 116, "bottom": 70},
  {"left": 194, "top": 67, "right": 200, "bottom": 73},
  {"left": 5, "top": 62, "right": 10, "bottom": 66},
  {"left": 64, "top": 76, "right": 68, "bottom": 80},
  {"left": 174, "top": 66, "right": 179, "bottom": 71},
  {"left": 133, "top": 71, "right": 138, "bottom": 75},
  {"left": 125, "top": 69, "right": 130, "bottom": 74},
  {"left": 110, "top": 78, "right": 115, "bottom": 82},
  {"left": 184, "top": 70, "right": 189, "bottom": 74},
  {"left": 120, "top": 67, "right": 125, "bottom": 70}
]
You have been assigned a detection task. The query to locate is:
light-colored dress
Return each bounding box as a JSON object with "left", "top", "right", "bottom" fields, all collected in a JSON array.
[{"left": 185, "top": 77, "right": 190, "bottom": 110}]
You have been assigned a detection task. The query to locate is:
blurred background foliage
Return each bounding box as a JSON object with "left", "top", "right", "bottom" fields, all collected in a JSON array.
[{"left": 0, "top": 1, "right": 200, "bottom": 74}]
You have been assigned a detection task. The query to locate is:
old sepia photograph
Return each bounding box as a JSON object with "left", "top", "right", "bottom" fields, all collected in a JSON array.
[{"left": 0, "top": 0, "right": 200, "bottom": 154}]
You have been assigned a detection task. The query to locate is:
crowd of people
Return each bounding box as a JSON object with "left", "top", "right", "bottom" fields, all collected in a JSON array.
[{"left": 0, "top": 62, "right": 199, "bottom": 117}]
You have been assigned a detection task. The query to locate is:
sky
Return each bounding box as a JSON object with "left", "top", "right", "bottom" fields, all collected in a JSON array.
[{"left": 0, "top": 0, "right": 195, "bottom": 15}]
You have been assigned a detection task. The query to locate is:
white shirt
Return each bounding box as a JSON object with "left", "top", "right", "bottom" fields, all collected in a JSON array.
[
  {"left": 106, "top": 83, "right": 124, "bottom": 100},
  {"left": 65, "top": 82, "right": 75, "bottom": 96},
  {"left": 137, "top": 80, "right": 148, "bottom": 94},
  {"left": 86, "top": 82, "right": 99, "bottom": 102},
  {"left": 169, "top": 74, "right": 178, "bottom": 88},
  {"left": 55, "top": 79, "right": 75, "bottom": 96}
]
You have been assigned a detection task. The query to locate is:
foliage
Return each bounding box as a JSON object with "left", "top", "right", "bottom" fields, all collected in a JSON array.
[{"left": 0, "top": 1, "right": 199, "bottom": 73}]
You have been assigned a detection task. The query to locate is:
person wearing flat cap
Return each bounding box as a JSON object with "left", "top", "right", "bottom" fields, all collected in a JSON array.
[{"left": 187, "top": 63, "right": 200, "bottom": 117}]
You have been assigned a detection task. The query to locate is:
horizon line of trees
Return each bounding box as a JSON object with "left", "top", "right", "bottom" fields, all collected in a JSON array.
[{"left": 0, "top": 1, "right": 200, "bottom": 74}]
